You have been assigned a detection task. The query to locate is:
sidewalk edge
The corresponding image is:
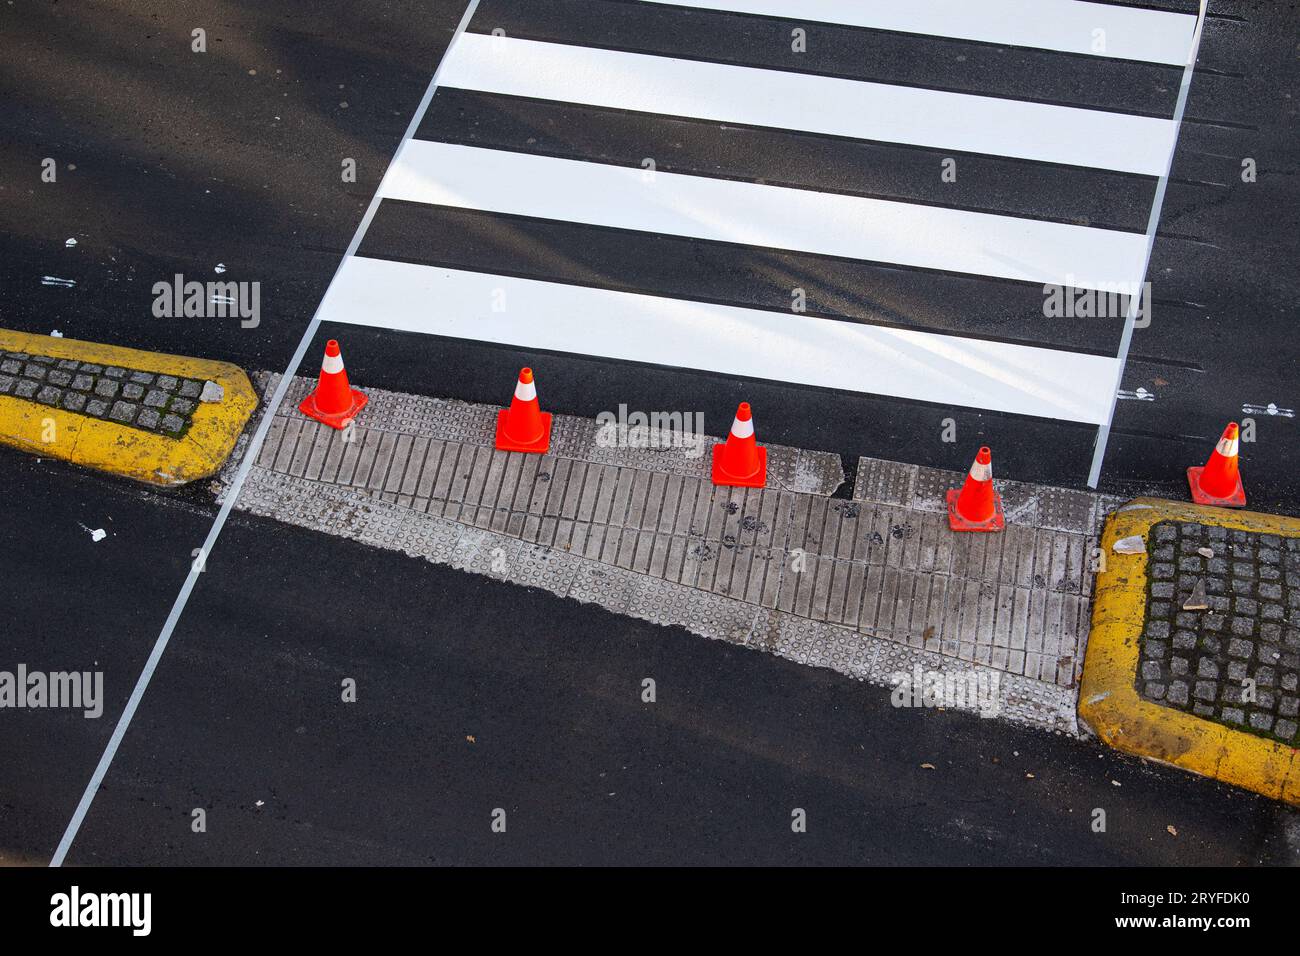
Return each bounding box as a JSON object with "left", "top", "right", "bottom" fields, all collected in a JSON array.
[
  {"left": 0, "top": 329, "right": 256, "bottom": 486},
  {"left": 1078, "top": 497, "right": 1300, "bottom": 805}
]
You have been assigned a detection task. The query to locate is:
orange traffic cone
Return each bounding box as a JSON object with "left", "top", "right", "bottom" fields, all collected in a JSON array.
[
  {"left": 1188, "top": 422, "right": 1246, "bottom": 507},
  {"left": 299, "top": 339, "right": 367, "bottom": 429},
  {"left": 947, "top": 446, "right": 1004, "bottom": 532},
  {"left": 711, "top": 402, "right": 767, "bottom": 488},
  {"left": 495, "top": 367, "right": 552, "bottom": 453}
]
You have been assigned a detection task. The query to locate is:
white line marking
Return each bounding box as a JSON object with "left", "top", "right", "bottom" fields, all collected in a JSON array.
[
  {"left": 49, "top": 0, "right": 486, "bottom": 868},
  {"left": 383, "top": 141, "right": 1149, "bottom": 290},
  {"left": 1241, "top": 403, "right": 1294, "bottom": 418},
  {"left": 321, "top": 257, "right": 1121, "bottom": 424},
  {"left": 1116, "top": 386, "right": 1155, "bottom": 402},
  {"left": 1087, "top": 0, "right": 1208, "bottom": 488},
  {"left": 442, "top": 33, "right": 1177, "bottom": 174},
  {"left": 640, "top": 0, "right": 1198, "bottom": 65}
]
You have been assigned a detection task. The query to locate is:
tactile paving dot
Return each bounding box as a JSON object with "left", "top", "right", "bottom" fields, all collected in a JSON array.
[
  {"left": 1033, "top": 486, "right": 1095, "bottom": 534},
  {"left": 852, "top": 457, "right": 915, "bottom": 507}
]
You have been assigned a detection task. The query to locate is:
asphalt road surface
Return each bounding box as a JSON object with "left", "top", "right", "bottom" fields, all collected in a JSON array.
[
  {"left": 3, "top": 456, "right": 1297, "bottom": 866},
  {"left": 1, "top": 0, "right": 1298, "bottom": 866},
  {"left": 4, "top": 0, "right": 1297, "bottom": 505}
]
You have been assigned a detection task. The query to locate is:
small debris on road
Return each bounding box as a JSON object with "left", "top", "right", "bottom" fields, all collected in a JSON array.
[{"left": 1182, "top": 577, "right": 1208, "bottom": 611}]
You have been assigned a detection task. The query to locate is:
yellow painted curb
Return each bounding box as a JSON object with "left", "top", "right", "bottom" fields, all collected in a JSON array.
[
  {"left": 0, "top": 329, "right": 256, "bottom": 487},
  {"left": 1079, "top": 497, "right": 1300, "bottom": 805}
]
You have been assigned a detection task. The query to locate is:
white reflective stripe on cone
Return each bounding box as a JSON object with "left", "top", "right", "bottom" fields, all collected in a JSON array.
[
  {"left": 515, "top": 380, "right": 537, "bottom": 402},
  {"left": 730, "top": 416, "right": 754, "bottom": 439},
  {"left": 1216, "top": 437, "right": 1238, "bottom": 457},
  {"left": 322, "top": 353, "right": 345, "bottom": 374},
  {"left": 969, "top": 460, "right": 992, "bottom": 482}
]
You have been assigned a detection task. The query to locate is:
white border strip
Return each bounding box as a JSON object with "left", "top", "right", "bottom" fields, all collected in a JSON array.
[
  {"left": 49, "top": 0, "right": 486, "bottom": 868},
  {"left": 441, "top": 33, "right": 1177, "bottom": 174},
  {"left": 1087, "top": 0, "right": 1208, "bottom": 488},
  {"left": 640, "top": 0, "right": 1198, "bottom": 65}
]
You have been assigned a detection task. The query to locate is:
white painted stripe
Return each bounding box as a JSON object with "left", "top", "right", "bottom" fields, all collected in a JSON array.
[
  {"left": 383, "top": 141, "right": 1148, "bottom": 291},
  {"left": 1215, "top": 437, "right": 1238, "bottom": 457},
  {"left": 321, "top": 257, "right": 1120, "bottom": 425},
  {"left": 640, "top": 0, "right": 1197, "bottom": 65},
  {"left": 1087, "top": 0, "right": 1207, "bottom": 488},
  {"left": 442, "top": 34, "right": 1176, "bottom": 175},
  {"left": 322, "top": 353, "right": 345, "bottom": 374},
  {"left": 515, "top": 379, "right": 537, "bottom": 401},
  {"left": 970, "top": 461, "right": 992, "bottom": 482},
  {"left": 731, "top": 416, "right": 754, "bottom": 439}
]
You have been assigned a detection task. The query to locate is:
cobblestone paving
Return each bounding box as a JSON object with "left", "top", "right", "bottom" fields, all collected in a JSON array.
[
  {"left": 1138, "top": 521, "right": 1300, "bottom": 746},
  {"left": 0, "top": 350, "right": 209, "bottom": 435}
]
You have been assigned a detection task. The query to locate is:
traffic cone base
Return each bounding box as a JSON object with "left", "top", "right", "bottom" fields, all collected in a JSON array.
[
  {"left": 1187, "top": 466, "right": 1246, "bottom": 508},
  {"left": 712, "top": 402, "right": 767, "bottom": 487},
  {"left": 946, "top": 487, "right": 1005, "bottom": 532},
  {"left": 712, "top": 443, "right": 767, "bottom": 488},
  {"left": 299, "top": 387, "right": 368, "bottom": 429},
  {"left": 495, "top": 367, "right": 552, "bottom": 454},
  {"left": 947, "top": 445, "right": 1004, "bottom": 532},
  {"left": 1187, "top": 422, "right": 1246, "bottom": 507},
  {"left": 495, "top": 407, "right": 552, "bottom": 453},
  {"left": 299, "top": 339, "right": 367, "bottom": 430}
]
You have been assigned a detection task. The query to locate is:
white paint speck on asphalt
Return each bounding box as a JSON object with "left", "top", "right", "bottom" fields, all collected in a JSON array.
[
  {"left": 1117, "top": 387, "right": 1155, "bottom": 402},
  {"left": 1242, "top": 402, "right": 1295, "bottom": 418}
]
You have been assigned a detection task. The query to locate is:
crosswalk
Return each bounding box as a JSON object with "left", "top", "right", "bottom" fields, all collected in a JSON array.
[
  {"left": 432, "top": 32, "right": 1179, "bottom": 173},
  {"left": 639, "top": 0, "right": 1198, "bottom": 63},
  {"left": 318, "top": 0, "right": 1204, "bottom": 462}
]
